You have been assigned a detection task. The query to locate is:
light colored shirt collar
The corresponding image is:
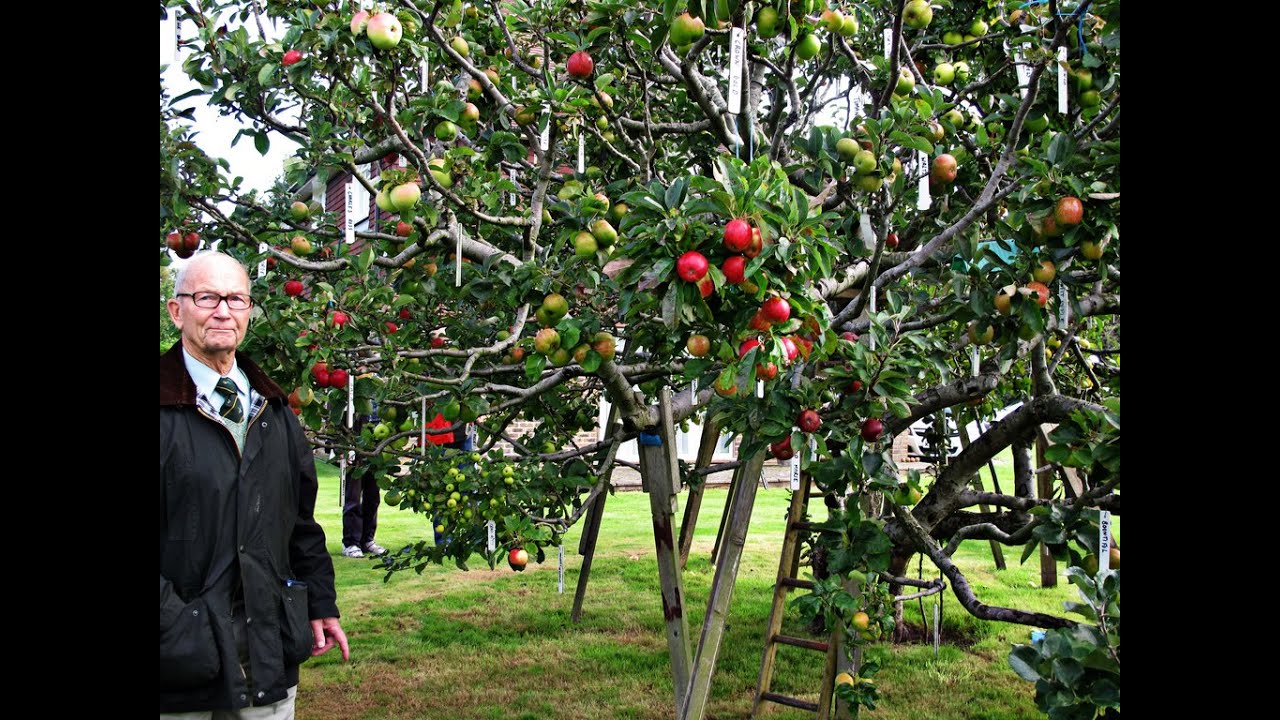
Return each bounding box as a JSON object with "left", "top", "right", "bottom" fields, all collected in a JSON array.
[{"left": 181, "top": 346, "right": 249, "bottom": 408}]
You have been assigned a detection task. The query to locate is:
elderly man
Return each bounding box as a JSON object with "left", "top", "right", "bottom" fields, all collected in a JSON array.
[{"left": 160, "top": 251, "right": 348, "bottom": 718}]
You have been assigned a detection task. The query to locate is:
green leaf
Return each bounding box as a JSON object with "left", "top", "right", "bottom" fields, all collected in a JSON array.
[
  {"left": 1047, "top": 132, "right": 1075, "bottom": 165},
  {"left": 254, "top": 132, "right": 269, "bottom": 155},
  {"left": 525, "top": 353, "right": 547, "bottom": 382},
  {"left": 1050, "top": 658, "right": 1084, "bottom": 688},
  {"left": 661, "top": 281, "right": 680, "bottom": 329},
  {"left": 1008, "top": 645, "right": 1043, "bottom": 682},
  {"left": 1090, "top": 678, "right": 1120, "bottom": 706},
  {"left": 256, "top": 64, "right": 276, "bottom": 86},
  {"left": 890, "top": 130, "right": 933, "bottom": 155}
]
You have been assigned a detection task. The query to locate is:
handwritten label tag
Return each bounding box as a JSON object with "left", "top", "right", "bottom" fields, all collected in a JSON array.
[
  {"left": 487, "top": 520, "right": 496, "bottom": 554},
  {"left": 558, "top": 544, "right": 566, "bottom": 593},
  {"left": 257, "top": 242, "right": 269, "bottom": 278},
  {"left": 1098, "top": 511, "right": 1111, "bottom": 571},
  {"left": 917, "top": 150, "right": 932, "bottom": 210},
  {"left": 728, "top": 28, "right": 745, "bottom": 113},
  {"left": 345, "top": 182, "right": 355, "bottom": 244},
  {"left": 1057, "top": 46, "right": 1069, "bottom": 114}
]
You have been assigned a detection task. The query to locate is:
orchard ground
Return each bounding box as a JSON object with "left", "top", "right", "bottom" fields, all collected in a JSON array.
[{"left": 302, "top": 453, "right": 1116, "bottom": 719}]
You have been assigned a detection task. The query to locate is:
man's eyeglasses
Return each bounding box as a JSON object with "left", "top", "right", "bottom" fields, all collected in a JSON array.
[{"left": 176, "top": 292, "right": 254, "bottom": 310}]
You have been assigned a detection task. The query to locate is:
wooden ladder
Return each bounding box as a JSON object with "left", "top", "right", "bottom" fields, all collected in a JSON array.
[{"left": 751, "top": 474, "right": 842, "bottom": 717}]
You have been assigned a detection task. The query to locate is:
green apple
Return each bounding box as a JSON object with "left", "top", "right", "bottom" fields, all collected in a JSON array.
[
  {"left": 853, "top": 149, "right": 877, "bottom": 175},
  {"left": 895, "top": 67, "right": 916, "bottom": 96},
  {"left": 756, "top": 6, "right": 778, "bottom": 38},
  {"left": 933, "top": 62, "right": 955, "bottom": 86},
  {"left": 943, "top": 31, "right": 964, "bottom": 45},
  {"left": 902, "top": 0, "right": 933, "bottom": 30},
  {"left": 795, "top": 33, "right": 821, "bottom": 61},
  {"left": 836, "top": 137, "right": 860, "bottom": 163},
  {"left": 970, "top": 18, "right": 989, "bottom": 36},
  {"left": 953, "top": 61, "right": 971, "bottom": 83}
]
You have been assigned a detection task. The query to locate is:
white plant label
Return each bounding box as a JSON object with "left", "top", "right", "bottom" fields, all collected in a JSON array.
[
  {"left": 1058, "top": 284, "right": 1069, "bottom": 327},
  {"left": 455, "top": 230, "right": 463, "bottom": 287},
  {"left": 858, "top": 210, "right": 876, "bottom": 252},
  {"left": 883, "top": 28, "right": 893, "bottom": 58},
  {"left": 420, "top": 59, "right": 429, "bottom": 89},
  {"left": 421, "top": 396, "right": 428, "bottom": 456},
  {"left": 257, "top": 242, "right": 269, "bottom": 278},
  {"left": 971, "top": 346, "right": 980, "bottom": 377},
  {"left": 1057, "top": 46, "right": 1069, "bottom": 114},
  {"left": 346, "top": 372, "right": 355, "bottom": 428},
  {"left": 790, "top": 446, "right": 801, "bottom": 490},
  {"left": 345, "top": 182, "right": 356, "bottom": 244},
  {"left": 1098, "top": 511, "right": 1112, "bottom": 571},
  {"left": 577, "top": 129, "right": 585, "bottom": 173},
  {"left": 728, "top": 28, "right": 746, "bottom": 113},
  {"left": 486, "top": 520, "right": 496, "bottom": 554},
  {"left": 691, "top": 377, "right": 698, "bottom": 406},
  {"left": 558, "top": 544, "right": 566, "bottom": 593},
  {"left": 917, "top": 150, "right": 932, "bottom": 210},
  {"left": 756, "top": 380, "right": 764, "bottom": 399},
  {"left": 1014, "top": 47, "right": 1031, "bottom": 99},
  {"left": 540, "top": 107, "right": 551, "bottom": 152}
]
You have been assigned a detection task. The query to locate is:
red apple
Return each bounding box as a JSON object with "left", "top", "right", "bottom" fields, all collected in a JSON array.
[
  {"left": 310, "top": 362, "right": 331, "bottom": 388},
  {"left": 676, "top": 250, "right": 709, "bottom": 282},
  {"left": 779, "top": 336, "right": 799, "bottom": 362},
  {"left": 328, "top": 368, "right": 350, "bottom": 389},
  {"left": 1053, "top": 196, "right": 1083, "bottom": 227},
  {"left": 1025, "top": 281, "right": 1050, "bottom": 307},
  {"left": 770, "top": 436, "right": 794, "bottom": 460},
  {"left": 860, "top": 417, "right": 884, "bottom": 442},
  {"left": 385, "top": 321, "right": 399, "bottom": 334},
  {"left": 508, "top": 547, "right": 529, "bottom": 571},
  {"left": 797, "top": 409, "right": 822, "bottom": 433},
  {"left": 282, "top": 49, "right": 302, "bottom": 66},
  {"left": 396, "top": 221, "right": 413, "bottom": 237},
  {"left": 330, "top": 310, "right": 350, "bottom": 328},
  {"left": 761, "top": 296, "right": 791, "bottom": 324},
  {"left": 885, "top": 233, "right": 899, "bottom": 249},
  {"left": 723, "top": 219, "right": 752, "bottom": 252},
  {"left": 696, "top": 275, "right": 715, "bottom": 298},
  {"left": 722, "top": 255, "right": 747, "bottom": 285},
  {"left": 398, "top": 307, "right": 411, "bottom": 320},
  {"left": 283, "top": 280, "right": 304, "bottom": 297},
  {"left": 931, "top": 154, "right": 958, "bottom": 184},
  {"left": 566, "top": 51, "right": 594, "bottom": 79}
]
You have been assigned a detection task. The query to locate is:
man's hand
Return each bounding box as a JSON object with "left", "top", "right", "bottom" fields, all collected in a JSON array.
[{"left": 310, "top": 617, "right": 350, "bottom": 661}]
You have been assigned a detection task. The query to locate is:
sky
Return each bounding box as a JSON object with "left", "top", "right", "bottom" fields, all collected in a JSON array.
[{"left": 160, "top": 12, "right": 297, "bottom": 195}]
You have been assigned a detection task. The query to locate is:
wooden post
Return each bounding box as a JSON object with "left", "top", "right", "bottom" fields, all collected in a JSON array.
[
  {"left": 678, "top": 450, "right": 766, "bottom": 720},
  {"left": 1035, "top": 431, "right": 1057, "bottom": 587},
  {"left": 571, "top": 405, "right": 621, "bottom": 622},
  {"left": 639, "top": 401, "right": 693, "bottom": 717},
  {"left": 678, "top": 417, "right": 719, "bottom": 569}
]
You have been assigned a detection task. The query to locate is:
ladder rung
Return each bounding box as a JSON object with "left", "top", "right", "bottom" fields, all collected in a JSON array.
[
  {"left": 772, "top": 633, "right": 829, "bottom": 652},
  {"left": 790, "top": 520, "right": 840, "bottom": 534},
  {"left": 759, "top": 692, "right": 819, "bottom": 712},
  {"left": 779, "top": 577, "right": 815, "bottom": 591}
]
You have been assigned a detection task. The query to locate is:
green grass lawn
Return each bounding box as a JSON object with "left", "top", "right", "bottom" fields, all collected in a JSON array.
[{"left": 300, "top": 453, "right": 1107, "bottom": 719}]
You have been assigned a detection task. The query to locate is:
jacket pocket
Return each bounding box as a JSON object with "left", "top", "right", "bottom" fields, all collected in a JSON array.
[
  {"left": 159, "top": 597, "right": 220, "bottom": 690},
  {"left": 280, "top": 580, "right": 313, "bottom": 666}
]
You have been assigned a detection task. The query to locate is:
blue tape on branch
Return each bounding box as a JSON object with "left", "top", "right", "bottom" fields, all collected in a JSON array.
[{"left": 639, "top": 431, "right": 663, "bottom": 447}]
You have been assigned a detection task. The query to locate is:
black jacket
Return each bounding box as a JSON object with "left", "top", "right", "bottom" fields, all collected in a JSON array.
[{"left": 160, "top": 343, "right": 338, "bottom": 712}]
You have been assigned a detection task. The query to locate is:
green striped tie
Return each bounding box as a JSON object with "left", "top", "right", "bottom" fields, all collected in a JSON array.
[{"left": 214, "top": 377, "right": 244, "bottom": 423}]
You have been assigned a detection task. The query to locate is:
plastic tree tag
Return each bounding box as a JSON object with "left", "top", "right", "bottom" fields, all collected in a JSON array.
[
  {"left": 1014, "top": 47, "right": 1031, "bottom": 98},
  {"left": 756, "top": 380, "right": 764, "bottom": 399},
  {"left": 486, "top": 520, "right": 496, "bottom": 554},
  {"left": 728, "top": 28, "right": 745, "bottom": 113},
  {"left": 346, "top": 372, "right": 355, "bottom": 428},
  {"left": 455, "top": 230, "right": 463, "bottom": 287},
  {"left": 1057, "top": 46, "right": 1069, "bottom": 114},
  {"left": 557, "top": 544, "right": 566, "bottom": 593},
  {"left": 691, "top": 377, "right": 698, "bottom": 406},
  {"left": 1098, "top": 511, "right": 1111, "bottom": 571},
  {"left": 970, "top": 346, "right": 980, "bottom": 377},
  {"left": 540, "top": 106, "right": 550, "bottom": 152},
  {"left": 345, "top": 182, "right": 356, "bottom": 244},
  {"left": 420, "top": 59, "right": 429, "bottom": 89},
  {"left": 1058, "top": 284, "right": 1069, "bottom": 327},
  {"left": 790, "top": 451, "right": 800, "bottom": 491},
  {"left": 420, "top": 396, "right": 427, "bottom": 456},
  {"left": 883, "top": 28, "right": 893, "bottom": 59},
  {"left": 917, "top": 150, "right": 932, "bottom": 210},
  {"left": 577, "top": 129, "right": 585, "bottom": 173},
  {"left": 257, "top": 242, "right": 268, "bottom": 278},
  {"left": 858, "top": 210, "right": 875, "bottom": 251}
]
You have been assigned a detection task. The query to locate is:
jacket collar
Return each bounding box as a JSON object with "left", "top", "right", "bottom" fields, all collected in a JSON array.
[{"left": 160, "top": 341, "right": 287, "bottom": 406}]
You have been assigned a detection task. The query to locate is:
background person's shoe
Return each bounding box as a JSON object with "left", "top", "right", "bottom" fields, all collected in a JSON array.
[
  {"left": 363, "top": 542, "right": 388, "bottom": 556},
  {"left": 342, "top": 545, "right": 365, "bottom": 558}
]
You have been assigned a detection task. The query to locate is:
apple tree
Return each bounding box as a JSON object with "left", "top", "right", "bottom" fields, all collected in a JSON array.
[{"left": 161, "top": 0, "right": 1120, "bottom": 716}]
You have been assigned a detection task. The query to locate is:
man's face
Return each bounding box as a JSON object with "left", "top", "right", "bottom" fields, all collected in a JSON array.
[{"left": 167, "top": 255, "right": 252, "bottom": 359}]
